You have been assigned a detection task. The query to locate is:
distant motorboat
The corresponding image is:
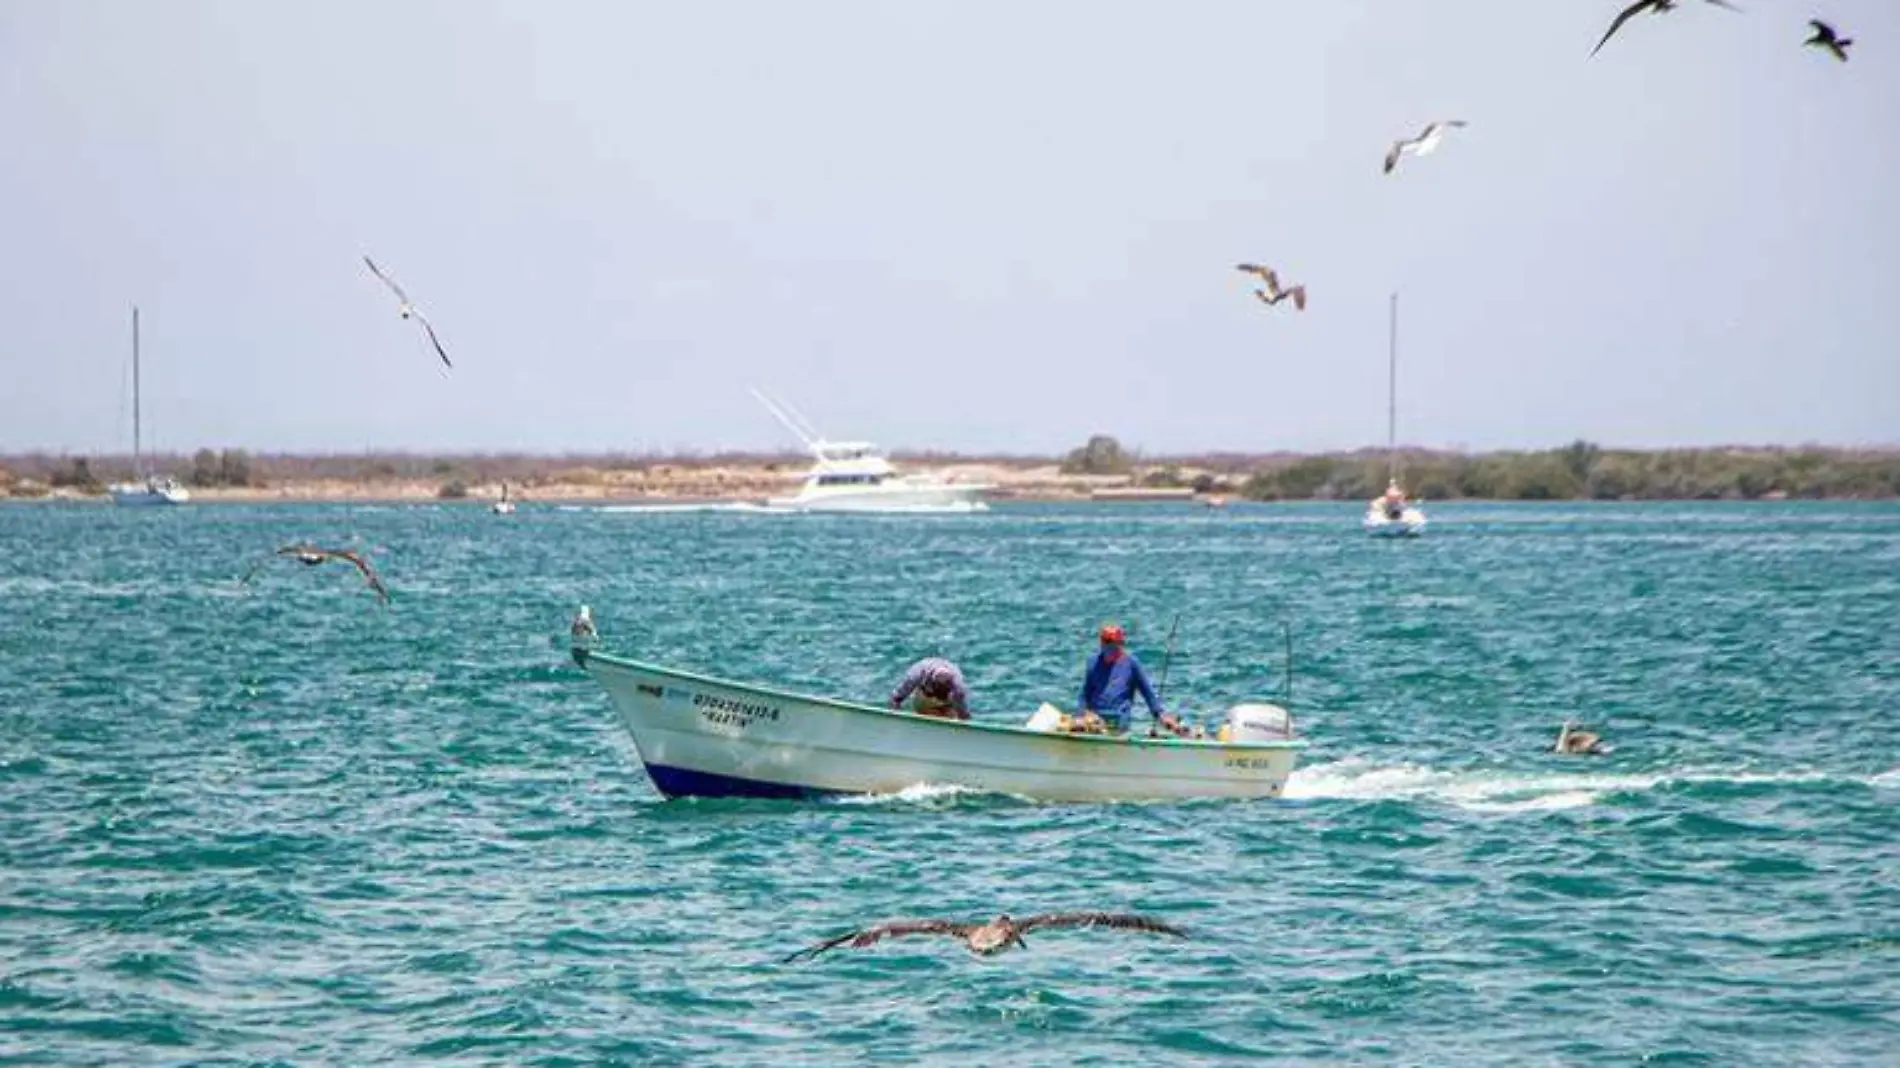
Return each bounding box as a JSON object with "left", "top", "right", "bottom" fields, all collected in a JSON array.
[
  {"left": 109, "top": 307, "right": 189, "bottom": 507},
  {"left": 753, "top": 390, "right": 989, "bottom": 513},
  {"left": 492, "top": 482, "right": 516, "bottom": 515}
]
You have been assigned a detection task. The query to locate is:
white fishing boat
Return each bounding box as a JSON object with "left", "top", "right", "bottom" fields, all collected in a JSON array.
[
  {"left": 753, "top": 390, "right": 989, "bottom": 513},
  {"left": 1364, "top": 292, "right": 1422, "bottom": 537},
  {"left": 573, "top": 645, "right": 1304, "bottom": 801},
  {"left": 109, "top": 307, "right": 190, "bottom": 507},
  {"left": 492, "top": 482, "right": 516, "bottom": 515}
]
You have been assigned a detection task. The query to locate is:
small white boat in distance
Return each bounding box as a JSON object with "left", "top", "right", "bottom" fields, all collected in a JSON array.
[
  {"left": 110, "top": 307, "right": 189, "bottom": 507},
  {"left": 1365, "top": 292, "right": 1422, "bottom": 537},
  {"left": 753, "top": 389, "right": 989, "bottom": 513},
  {"left": 491, "top": 482, "right": 516, "bottom": 515},
  {"left": 574, "top": 647, "right": 1303, "bottom": 801},
  {"left": 110, "top": 475, "right": 191, "bottom": 507},
  {"left": 1363, "top": 485, "right": 1427, "bottom": 537}
]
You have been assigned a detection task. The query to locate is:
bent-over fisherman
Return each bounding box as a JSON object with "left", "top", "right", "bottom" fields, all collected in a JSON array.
[
  {"left": 889, "top": 657, "right": 970, "bottom": 721},
  {"left": 1076, "top": 624, "right": 1187, "bottom": 736}
]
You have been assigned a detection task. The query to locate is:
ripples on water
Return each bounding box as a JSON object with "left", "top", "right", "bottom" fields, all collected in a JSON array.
[{"left": 1, "top": 502, "right": 1896, "bottom": 1065}]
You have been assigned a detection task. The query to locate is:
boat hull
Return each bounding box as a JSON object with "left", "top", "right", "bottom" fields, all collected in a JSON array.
[
  {"left": 109, "top": 482, "right": 190, "bottom": 506},
  {"left": 577, "top": 651, "right": 1302, "bottom": 801},
  {"left": 1363, "top": 508, "right": 1425, "bottom": 537},
  {"left": 766, "top": 483, "right": 991, "bottom": 513}
]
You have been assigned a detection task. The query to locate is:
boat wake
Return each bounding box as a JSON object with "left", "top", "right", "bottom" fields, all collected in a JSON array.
[
  {"left": 1285, "top": 758, "right": 1887, "bottom": 813},
  {"left": 831, "top": 782, "right": 1011, "bottom": 807},
  {"left": 560, "top": 503, "right": 786, "bottom": 515}
]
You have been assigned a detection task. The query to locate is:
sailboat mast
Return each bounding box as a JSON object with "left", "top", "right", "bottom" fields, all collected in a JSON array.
[
  {"left": 132, "top": 305, "right": 142, "bottom": 476},
  {"left": 1387, "top": 291, "right": 1398, "bottom": 481}
]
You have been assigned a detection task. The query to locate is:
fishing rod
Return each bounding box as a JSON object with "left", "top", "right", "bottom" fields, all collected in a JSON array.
[
  {"left": 1155, "top": 614, "right": 1182, "bottom": 700},
  {"left": 1282, "top": 620, "right": 1294, "bottom": 704}
]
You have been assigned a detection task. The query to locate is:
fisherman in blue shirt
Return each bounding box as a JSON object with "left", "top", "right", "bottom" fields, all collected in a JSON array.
[{"left": 1076, "top": 623, "right": 1188, "bottom": 736}]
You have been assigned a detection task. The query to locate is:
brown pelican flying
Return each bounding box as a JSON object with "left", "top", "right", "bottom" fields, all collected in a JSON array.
[
  {"left": 1805, "top": 19, "right": 1852, "bottom": 61},
  {"left": 1592, "top": 0, "right": 1741, "bottom": 58},
  {"left": 1234, "top": 263, "right": 1308, "bottom": 310},
  {"left": 784, "top": 911, "right": 1187, "bottom": 962},
  {"left": 243, "top": 544, "right": 390, "bottom": 604},
  {"left": 363, "top": 255, "right": 453, "bottom": 369}
]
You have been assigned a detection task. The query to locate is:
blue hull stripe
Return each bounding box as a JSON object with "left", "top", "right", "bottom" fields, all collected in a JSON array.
[{"left": 643, "top": 762, "right": 846, "bottom": 800}]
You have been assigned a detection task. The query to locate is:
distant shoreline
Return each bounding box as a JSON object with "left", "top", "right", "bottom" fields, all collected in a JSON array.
[{"left": 4, "top": 442, "right": 1897, "bottom": 502}]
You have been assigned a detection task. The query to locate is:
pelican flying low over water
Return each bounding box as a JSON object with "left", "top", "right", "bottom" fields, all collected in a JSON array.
[
  {"left": 784, "top": 911, "right": 1187, "bottom": 962},
  {"left": 242, "top": 544, "right": 390, "bottom": 604}
]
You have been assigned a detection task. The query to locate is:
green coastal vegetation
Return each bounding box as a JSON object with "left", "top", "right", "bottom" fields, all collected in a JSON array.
[
  {"left": 1055, "top": 436, "right": 1900, "bottom": 500},
  {"left": 2, "top": 439, "right": 1896, "bottom": 500}
]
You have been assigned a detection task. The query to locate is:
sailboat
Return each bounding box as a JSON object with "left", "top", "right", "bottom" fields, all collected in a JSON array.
[
  {"left": 108, "top": 307, "right": 190, "bottom": 507},
  {"left": 1363, "top": 292, "right": 1424, "bottom": 537}
]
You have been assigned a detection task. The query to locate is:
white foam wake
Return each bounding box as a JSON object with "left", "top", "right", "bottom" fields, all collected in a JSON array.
[
  {"left": 831, "top": 782, "right": 990, "bottom": 806},
  {"left": 1284, "top": 758, "right": 1876, "bottom": 813}
]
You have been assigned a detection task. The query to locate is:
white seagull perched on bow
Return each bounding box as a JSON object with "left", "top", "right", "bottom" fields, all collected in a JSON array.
[
  {"left": 363, "top": 255, "right": 453, "bottom": 370},
  {"left": 1383, "top": 120, "right": 1468, "bottom": 175}
]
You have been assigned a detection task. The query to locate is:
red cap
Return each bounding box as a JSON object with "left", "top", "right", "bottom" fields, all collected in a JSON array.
[{"left": 1099, "top": 623, "right": 1125, "bottom": 644}]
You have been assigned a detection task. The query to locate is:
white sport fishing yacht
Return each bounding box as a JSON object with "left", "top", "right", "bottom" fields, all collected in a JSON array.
[
  {"left": 753, "top": 390, "right": 990, "bottom": 513},
  {"left": 109, "top": 307, "right": 190, "bottom": 507}
]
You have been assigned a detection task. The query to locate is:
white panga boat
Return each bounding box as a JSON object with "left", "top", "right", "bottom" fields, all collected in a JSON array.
[
  {"left": 109, "top": 307, "right": 190, "bottom": 507},
  {"left": 753, "top": 389, "right": 990, "bottom": 513},
  {"left": 573, "top": 646, "right": 1304, "bottom": 801},
  {"left": 491, "top": 482, "right": 516, "bottom": 515}
]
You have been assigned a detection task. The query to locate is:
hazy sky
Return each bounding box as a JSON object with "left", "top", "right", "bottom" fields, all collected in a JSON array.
[{"left": 2, "top": 1, "right": 1895, "bottom": 455}]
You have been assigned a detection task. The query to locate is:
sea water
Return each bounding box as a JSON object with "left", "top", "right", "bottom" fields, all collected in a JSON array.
[{"left": 1, "top": 501, "right": 1895, "bottom": 1065}]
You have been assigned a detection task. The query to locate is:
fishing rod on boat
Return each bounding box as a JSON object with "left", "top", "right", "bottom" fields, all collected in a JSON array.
[
  {"left": 1156, "top": 614, "right": 1181, "bottom": 701},
  {"left": 1282, "top": 620, "right": 1294, "bottom": 704}
]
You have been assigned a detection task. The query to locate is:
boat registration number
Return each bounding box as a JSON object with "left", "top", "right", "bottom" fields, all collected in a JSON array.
[
  {"left": 1224, "top": 756, "right": 1274, "bottom": 770},
  {"left": 689, "top": 691, "right": 783, "bottom": 729}
]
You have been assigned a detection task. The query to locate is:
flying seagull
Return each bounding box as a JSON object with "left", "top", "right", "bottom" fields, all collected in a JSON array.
[
  {"left": 1592, "top": 0, "right": 1741, "bottom": 58},
  {"left": 1383, "top": 121, "right": 1468, "bottom": 175},
  {"left": 1234, "top": 263, "right": 1308, "bottom": 311},
  {"left": 1805, "top": 19, "right": 1852, "bottom": 61},
  {"left": 1554, "top": 720, "right": 1612, "bottom": 756},
  {"left": 783, "top": 911, "right": 1187, "bottom": 963},
  {"left": 242, "top": 544, "right": 390, "bottom": 604},
  {"left": 363, "top": 255, "right": 453, "bottom": 370}
]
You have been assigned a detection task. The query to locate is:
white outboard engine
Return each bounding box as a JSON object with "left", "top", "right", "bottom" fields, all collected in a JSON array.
[{"left": 1223, "top": 702, "right": 1296, "bottom": 743}]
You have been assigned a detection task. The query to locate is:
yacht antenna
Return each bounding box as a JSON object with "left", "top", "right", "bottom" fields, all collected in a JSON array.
[
  {"left": 749, "top": 388, "right": 822, "bottom": 457},
  {"left": 1282, "top": 620, "right": 1294, "bottom": 703},
  {"left": 778, "top": 396, "right": 825, "bottom": 443}
]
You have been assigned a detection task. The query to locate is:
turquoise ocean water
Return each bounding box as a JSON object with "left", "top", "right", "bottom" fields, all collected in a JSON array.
[{"left": 2, "top": 501, "right": 1896, "bottom": 1065}]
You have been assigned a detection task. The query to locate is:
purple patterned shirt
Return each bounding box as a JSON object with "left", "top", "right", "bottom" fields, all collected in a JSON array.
[{"left": 889, "top": 657, "right": 970, "bottom": 718}]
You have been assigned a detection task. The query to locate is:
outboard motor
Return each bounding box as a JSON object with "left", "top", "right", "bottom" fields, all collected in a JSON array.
[{"left": 1221, "top": 702, "right": 1295, "bottom": 743}]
